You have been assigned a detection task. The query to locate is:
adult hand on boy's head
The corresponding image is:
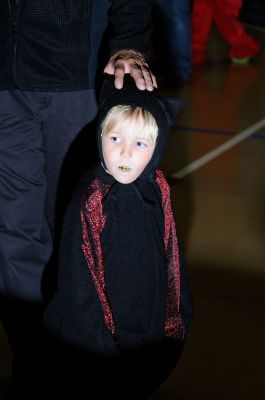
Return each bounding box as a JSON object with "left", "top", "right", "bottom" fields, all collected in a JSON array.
[{"left": 104, "top": 50, "right": 157, "bottom": 91}]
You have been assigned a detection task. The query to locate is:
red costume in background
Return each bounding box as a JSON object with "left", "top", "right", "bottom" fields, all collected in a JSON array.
[{"left": 191, "top": 0, "right": 261, "bottom": 63}]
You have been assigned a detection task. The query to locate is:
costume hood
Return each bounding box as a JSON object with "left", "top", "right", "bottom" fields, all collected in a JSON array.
[{"left": 97, "top": 74, "right": 184, "bottom": 181}]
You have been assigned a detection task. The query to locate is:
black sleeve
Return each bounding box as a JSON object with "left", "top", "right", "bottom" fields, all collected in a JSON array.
[{"left": 108, "top": 0, "right": 153, "bottom": 56}]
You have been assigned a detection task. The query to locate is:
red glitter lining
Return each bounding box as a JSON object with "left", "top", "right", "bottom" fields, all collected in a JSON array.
[
  {"left": 80, "top": 179, "right": 115, "bottom": 335},
  {"left": 156, "top": 170, "right": 184, "bottom": 341}
]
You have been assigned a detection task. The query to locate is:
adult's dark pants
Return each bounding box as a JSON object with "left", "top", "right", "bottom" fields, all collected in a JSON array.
[{"left": 0, "top": 89, "right": 97, "bottom": 397}]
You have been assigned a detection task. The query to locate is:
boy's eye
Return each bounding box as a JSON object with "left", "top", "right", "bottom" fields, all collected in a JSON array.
[
  {"left": 136, "top": 141, "right": 147, "bottom": 148},
  {"left": 110, "top": 136, "right": 121, "bottom": 143}
]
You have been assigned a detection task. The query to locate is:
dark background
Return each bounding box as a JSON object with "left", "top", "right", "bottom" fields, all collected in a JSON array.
[{"left": 240, "top": 0, "right": 265, "bottom": 28}]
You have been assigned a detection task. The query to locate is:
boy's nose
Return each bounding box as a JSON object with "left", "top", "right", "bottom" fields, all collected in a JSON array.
[{"left": 120, "top": 144, "right": 132, "bottom": 158}]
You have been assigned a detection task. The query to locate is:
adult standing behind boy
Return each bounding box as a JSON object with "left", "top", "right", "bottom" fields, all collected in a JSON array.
[{"left": 0, "top": 0, "right": 156, "bottom": 397}]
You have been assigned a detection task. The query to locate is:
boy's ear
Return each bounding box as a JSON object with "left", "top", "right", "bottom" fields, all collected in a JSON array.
[{"left": 158, "top": 97, "right": 184, "bottom": 127}]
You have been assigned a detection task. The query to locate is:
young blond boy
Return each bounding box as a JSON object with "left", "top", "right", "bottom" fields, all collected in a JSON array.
[{"left": 44, "top": 75, "right": 193, "bottom": 399}]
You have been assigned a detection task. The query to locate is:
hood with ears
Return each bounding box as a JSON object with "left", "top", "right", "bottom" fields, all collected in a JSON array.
[{"left": 97, "top": 74, "right": 184, "bottom": 181}]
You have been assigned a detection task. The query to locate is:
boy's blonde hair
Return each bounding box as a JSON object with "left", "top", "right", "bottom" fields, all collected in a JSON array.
[{"left": 101, "top": 105, "right": 158, "bottom": 145}]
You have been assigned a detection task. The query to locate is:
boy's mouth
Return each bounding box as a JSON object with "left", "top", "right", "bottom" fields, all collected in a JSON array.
[{"left": 118, "top": 166, "right": 131, "bottom": 171}]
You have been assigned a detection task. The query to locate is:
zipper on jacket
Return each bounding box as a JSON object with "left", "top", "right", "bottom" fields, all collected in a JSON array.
[
  {"left": 8, "top": 0, "right": 20, "bottom": 87},
  {"left": 8, "top": 0, "right": 17, "bottom": 26}
]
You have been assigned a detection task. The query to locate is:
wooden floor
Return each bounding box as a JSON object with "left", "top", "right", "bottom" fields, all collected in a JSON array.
[
  {"left": 149, "top": 25, "right": 265, "bottom": 400},
  {"left": 1, "top": 26, "right": 265, "bottom": 400}
]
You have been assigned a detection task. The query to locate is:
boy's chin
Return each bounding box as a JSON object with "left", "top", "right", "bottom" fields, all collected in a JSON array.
[
  {"left": 112, "top": 173, "right": 140, "bottom": 185},
  {"left": 115, "top": 176, "right": 136, "bottom": 184}
]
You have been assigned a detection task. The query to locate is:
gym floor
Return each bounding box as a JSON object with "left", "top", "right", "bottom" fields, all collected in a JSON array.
[
  {"left": 1, "top": 24, "right": 265, "bottom": 400},
  {"left": 149, "top": 24, "right": 265, "bottom": 400}
]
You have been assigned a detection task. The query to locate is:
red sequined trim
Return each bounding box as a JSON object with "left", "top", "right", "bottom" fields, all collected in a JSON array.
[
  {"left": 156, "top": 170, "right": 184, "bottom": 341},
  {"left": 80, "top": 179, "right": 115, "bottom": 335}
]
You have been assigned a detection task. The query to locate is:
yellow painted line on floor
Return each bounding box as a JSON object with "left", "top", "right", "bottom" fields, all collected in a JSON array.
[{"left": 170, "top": 117, "right": 265, "bottom": 179}]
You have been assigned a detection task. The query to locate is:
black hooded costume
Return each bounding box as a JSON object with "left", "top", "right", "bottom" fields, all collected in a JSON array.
[{"left": 43, "top": 75, "right": 193, "bottom": 399}]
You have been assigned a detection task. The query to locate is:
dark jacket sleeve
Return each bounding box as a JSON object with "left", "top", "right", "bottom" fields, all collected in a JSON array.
[{"left": 108, "top": 0, "right": 153, "bottom": 56}]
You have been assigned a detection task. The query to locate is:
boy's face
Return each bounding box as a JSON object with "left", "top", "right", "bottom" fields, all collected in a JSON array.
[{"left": 102, "top": 118, "right": 155, "bottom": 184}]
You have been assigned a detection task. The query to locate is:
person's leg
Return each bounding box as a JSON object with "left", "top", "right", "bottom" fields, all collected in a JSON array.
[
  {"left": 0, "top": 90, "right": 53, "bottom": 398},
  {"left": 0, "top": 89, "right": 97, "bottom": 397},
  {"left": 0, "top": 90, "right": 52, "bottom": 301},
  {"left": 34, "top": 89, "right": 98, "bottom": 398},
  {"left": 153, "top": 0, "right": 192, "bottom": 82},
  {"left": 191, "top": 0, "right": 214, "bottom": 64},
  {"left": 41, "top": 90, "right": 98, "bottom": 234},
  {"left": 40, "top": 89, "right": 98, "bottom": 299},
  {"left": 213, "top": 0, "right": 261, "bottom": 60},
  {"left": 0, "top": 89, "right": 97, "bottom": 299}
]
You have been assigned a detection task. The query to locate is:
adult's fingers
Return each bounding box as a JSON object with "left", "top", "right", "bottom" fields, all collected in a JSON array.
[{"left": 113, "top": 62, "right": 126, "bottom": 89}]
